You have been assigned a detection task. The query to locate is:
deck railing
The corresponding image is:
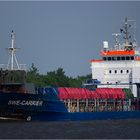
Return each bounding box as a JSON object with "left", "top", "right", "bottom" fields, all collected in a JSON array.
[
  {"left": 62, "top": 98, "right": 139, "bottom": 113},
  {"left": 0, "top": 64, "right": 27, "bottom": 71}
]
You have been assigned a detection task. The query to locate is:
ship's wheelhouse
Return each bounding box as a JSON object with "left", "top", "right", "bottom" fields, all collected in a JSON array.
[{"left": 90, "top": 18, "right": 140, "bottom": 97}]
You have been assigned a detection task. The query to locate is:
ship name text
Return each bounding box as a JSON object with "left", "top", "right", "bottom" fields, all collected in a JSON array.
[{"left": 8, "top": 100, "right": 43, "bottom": 106}]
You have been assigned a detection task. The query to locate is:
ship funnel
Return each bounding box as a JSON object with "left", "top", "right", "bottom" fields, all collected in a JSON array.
[{"left": 103, "top": 41, "right": 109, "bottom": 50}]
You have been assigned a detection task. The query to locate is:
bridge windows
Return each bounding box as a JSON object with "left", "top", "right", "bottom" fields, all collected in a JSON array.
[
  {"left": 126, "top": 56, "right": 130, "bottom": 60},
  {"left": 121, "top": 56, "right": 125, "bottom": 60},
  {"left": 103, "top": 56, "right": 134, "bottom": 61},
  {"left": 108, "top": 57, "right": 111, "bottom": 61},
  {"left": 117, "top": 57, "right": 121, "bottom": 60},
  {"left": 112, "top": 57, "right": 117, "bottom": 60},
  {"left": 130, "top": 56, "right": 134, "bottom": 60}
]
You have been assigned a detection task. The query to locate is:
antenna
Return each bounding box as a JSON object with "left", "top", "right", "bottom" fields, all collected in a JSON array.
[
  {"left": 6, "top": 30, "right": 20, "bottom": 70},
  {"left": 124, "top": 17, "right": 129, "bottom": 45},
  {"left": 127, "top": 19, "right": 137, "bottom": 47},
  {"left": 120, "top": 18, "right": 134, "bottom": 50},
  {"left": 131, "top": 20, "right": 137, "bottom": 47},
  {"left": 112, "top": 33, "right": 121, "bottom": 50}
]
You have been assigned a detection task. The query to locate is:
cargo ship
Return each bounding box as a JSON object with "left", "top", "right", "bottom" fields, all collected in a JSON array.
[{"left": 0, "top": 18, "right": 140, "bottom": 121}]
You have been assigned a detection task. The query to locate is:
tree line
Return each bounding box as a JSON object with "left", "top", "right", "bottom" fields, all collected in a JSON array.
[{"left": 26, "top": 63, "right": 92, "bottom": 87}]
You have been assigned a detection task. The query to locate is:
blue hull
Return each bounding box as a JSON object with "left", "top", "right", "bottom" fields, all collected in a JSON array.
[
  {"left": 1, "top": 89, "right": 140, "bottom": 121},
  {"left": 30, "top": 111, "right": 140, "bottom": 121},
  {"left": 0, "top": 91, "right": 67, "bottom": 120}
]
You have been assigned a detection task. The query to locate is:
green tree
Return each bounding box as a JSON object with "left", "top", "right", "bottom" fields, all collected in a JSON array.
[
  {"left": 26, "top": 64, "right": 92, "bottom": 87},
  {"left": 26, "top": 63, "right": 43, "bottom": 86}
]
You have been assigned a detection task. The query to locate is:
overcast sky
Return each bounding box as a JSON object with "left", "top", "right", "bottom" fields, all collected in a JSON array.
[{"left": 0, "top": 1, "right": 140, "bottom": 77}]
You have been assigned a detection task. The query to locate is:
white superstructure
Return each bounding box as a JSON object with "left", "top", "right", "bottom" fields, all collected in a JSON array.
[{"left": 90, "top": 18, "right": 140, "bottom": 97}]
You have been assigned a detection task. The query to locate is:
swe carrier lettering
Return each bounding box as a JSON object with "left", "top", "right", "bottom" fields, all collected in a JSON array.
[{"left": 8, "top": 100, "right": 43, "bottom": 106}]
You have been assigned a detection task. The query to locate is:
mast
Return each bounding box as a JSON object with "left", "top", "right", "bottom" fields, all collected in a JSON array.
[
  {"left": 124, "top": 17, "right": 129, "bottom": 46},
  {"left": 120, "top": 18, "right": 133, "bottom": 51},
  {"left": 7, "top": 30, "right": 20, "bottom": 70}
]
